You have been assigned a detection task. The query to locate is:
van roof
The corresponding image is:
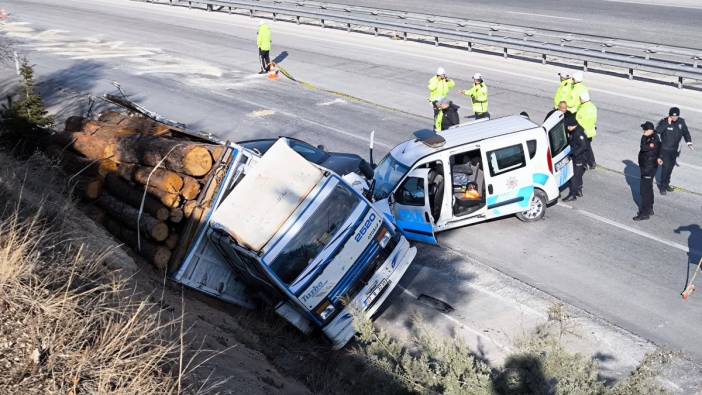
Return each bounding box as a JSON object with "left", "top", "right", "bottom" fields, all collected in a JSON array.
[{"left": 391, "top": 115, "right": 539, "bottom": 166}]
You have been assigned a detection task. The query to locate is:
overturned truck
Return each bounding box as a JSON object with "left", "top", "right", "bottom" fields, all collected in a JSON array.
[{"left": 173, "top": 139, "right": 417, "bottom": 348}]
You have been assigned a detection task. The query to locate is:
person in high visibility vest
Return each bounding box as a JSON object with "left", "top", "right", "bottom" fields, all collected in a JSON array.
[
  {"left": 434, "top": 98, "right": 460, "bottom": 132},
  {"left": 257, "top": 20, "right": 272, "bottom": 74},
  {"left": 462, "top": 73, "right": 489, "bottom": 119},
  {"left": 568, "top": 71, "right": 590, "bottom": 113},
  {"left": 554, "top": 70, "right": 573, "bottom": 109},
  {"left": 575, "top": 91, "right": 598, "bottom": 169},
  {"left": 428, "top": 67, "right": 456, "bottom": 118}
]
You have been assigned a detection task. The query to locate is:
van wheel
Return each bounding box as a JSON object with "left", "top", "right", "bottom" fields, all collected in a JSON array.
[{"left": 517, "top": 189, "right": 547, "bottom": 222}]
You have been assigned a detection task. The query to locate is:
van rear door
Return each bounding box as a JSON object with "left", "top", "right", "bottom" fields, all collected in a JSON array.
[
  {"left": 543, "top": 111, "right": 573, "bottom": 188},
  {"left": 391, "top": 168, "right": 438, "bottom": 245}
]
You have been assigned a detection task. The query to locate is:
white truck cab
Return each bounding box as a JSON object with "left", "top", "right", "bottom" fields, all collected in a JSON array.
[
  {"left": 372, "top": 112, "right": 572, "bottom": 244},
  {"left": 173, "top": 140, "right": 416, "bottom": 348}
]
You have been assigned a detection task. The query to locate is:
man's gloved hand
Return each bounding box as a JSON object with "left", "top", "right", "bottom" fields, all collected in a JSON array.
[{"left": 687, "top": 142, "right": 695, "bottom": 150}]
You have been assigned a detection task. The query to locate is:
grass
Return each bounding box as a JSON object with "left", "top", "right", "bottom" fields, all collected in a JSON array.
[{"left": 0, "top": 151, "right": 214, "bottom": 394}]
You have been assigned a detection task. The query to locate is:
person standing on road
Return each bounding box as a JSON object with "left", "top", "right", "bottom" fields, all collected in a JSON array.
[
  {"left": 462, "top": 73, "right": 489, "bottom": 119},
  {"left": 633, "top": 121, "right": 663, "bottom": 221},
  {"left": 656, "top": 107, "right": 694, "bottom": 195},
  {"left": 434, "top": 98, "right": 461, "bottom": 132},
  {"left": 257, "top": 20, "right": 272, "bottom": 74},
  {"left": 567, "top": 71, "right": 589, "bottom": 114},
  {"left": 554, "top": 70, "right": 573, "bottom": 109},
  {"left": 576, "top": 92, "right": 598, "bottom": 169},
  {"left": 428, "top": 67, "right": 456, "bottom": 118},
  {"left": 563, "top": 117, "right": 591, "bottom": 202}
]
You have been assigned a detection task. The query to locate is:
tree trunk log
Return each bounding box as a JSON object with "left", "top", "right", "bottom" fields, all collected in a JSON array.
[
  {"left": 165, "top": 233, "right": 179, "bottom": 250},
  {"left": 113, "top": 136, "right": 213, "bottom": 177},
  {"left": 169, "top": 208, "right": 184, "bottom": 224},
  {"left": 181, "top": 176, "right": 201, "bottom": 200},
  {"left": 183, "top": 200, "right": 198, "bottom": 219},
  {"left": 98, "top": 112, "right": 171, "bottom": 136},
  {"left": 46, "top": 145, "right": 118, "bottom": 178},
  {"left": 132, "top": 165, "right": 184, "bottom": 194},
  {"left": 103, "top": 218, "right": 171, "bottom": 270},
  {"left": 104, "top": 174, "right": 171, "bottom": 221},
  {"left": 97, "top": 192, "right": 169, "bottom": 242},
  {"left": 70, "top": 176, "right": 103, "bottom": 200}
]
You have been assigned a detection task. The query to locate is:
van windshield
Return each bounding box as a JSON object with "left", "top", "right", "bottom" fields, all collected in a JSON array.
[
  {"left": 373, "top": 154, "right": 411, "bottom": 201},
  {"left": 269, "top": 183, "right": 361, "bottom": 285}
]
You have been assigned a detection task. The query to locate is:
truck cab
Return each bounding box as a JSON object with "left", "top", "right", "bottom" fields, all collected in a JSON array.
[
  {"left": 172, "top": 139, "right": 416, "bottom": 348},
  {"left": 372, "top": 113, "right": 572, "bottom": 244}
]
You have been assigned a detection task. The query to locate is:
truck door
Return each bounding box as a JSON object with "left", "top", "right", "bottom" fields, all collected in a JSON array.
[
  {"left": 543, "top": 111, "right": 573, "bottom": 188},
  {"left": 481, "top": 139, "right": 535, "bottom": 218},
  {"left": 391, "top": 168, "right": 438, "bottom": 245}
]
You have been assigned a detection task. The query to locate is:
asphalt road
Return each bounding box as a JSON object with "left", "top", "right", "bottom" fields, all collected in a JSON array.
[
  {"left": 2, "top": 0, "right": 702, "bottom": 368},
  {"left": 334, "top": 0, "right": 702, "bottom": 48}
]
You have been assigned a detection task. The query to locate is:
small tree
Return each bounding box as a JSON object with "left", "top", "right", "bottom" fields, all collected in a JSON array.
[{"left": 0, "top": 59, "right": 54, "bottom": 136}]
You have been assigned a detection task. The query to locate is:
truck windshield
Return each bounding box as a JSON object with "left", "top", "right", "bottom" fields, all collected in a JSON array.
[
  {"left": 269, "top": 183, "right": 361, "bottom": 284},
  {"left": 372, "top": 153, "right": 410, "bottom": 201}
]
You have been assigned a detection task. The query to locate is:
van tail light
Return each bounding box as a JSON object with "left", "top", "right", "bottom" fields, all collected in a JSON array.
[{"left": 546, "top": 147, "right": 554, "bottom": 174}]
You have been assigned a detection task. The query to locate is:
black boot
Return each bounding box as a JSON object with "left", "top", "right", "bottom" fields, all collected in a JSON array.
[
  {"left": 563, "top": 195, "right": 577, "bottom": 202},
  {"left": 633, "top": 213, "right": 650, "bottom": 221}
]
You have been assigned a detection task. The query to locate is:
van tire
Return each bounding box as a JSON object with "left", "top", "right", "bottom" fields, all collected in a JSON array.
[{"left": 517, "top": 189, "right": 547, "bottom": 222}]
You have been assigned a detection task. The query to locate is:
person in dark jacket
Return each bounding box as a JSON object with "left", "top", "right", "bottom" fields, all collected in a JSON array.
[
  {"left": 434, "top": 98, "right": 461, "bottom": 132},
  {"left": 563, "top": 117, "right": 591, "bottom": 202},
  {"left": 656, "top": 107, "right": 694, "bottom": 194},
  {"left": 633, "top": 121, "right": 663, "bottom": 221}
]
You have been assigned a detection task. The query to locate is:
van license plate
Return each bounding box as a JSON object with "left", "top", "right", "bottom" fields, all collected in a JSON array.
[
  {"left": 364, "top": 279, "right": 390, "bottom": 309},
  {"left": 555, "top": 157, "right": 570, "bottom": 171}
]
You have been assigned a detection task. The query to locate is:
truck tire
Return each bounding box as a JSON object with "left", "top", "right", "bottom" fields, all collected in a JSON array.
[{"left": 517, "top": 189, "right": 547, "bottom": 222}]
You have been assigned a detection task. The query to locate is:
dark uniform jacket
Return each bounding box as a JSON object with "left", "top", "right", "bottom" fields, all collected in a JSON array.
[
  {"left": 568, "top": 126, "right": 591, "bottom": 164},
  {"left": 656, "top": 117, "right": 692, "bottom": 152},
  {"left": 638, "top": 132, "right": 661, "bottom": 177},
  {"left": 441, "top": 103, "right": 461, "bottom": 131}
]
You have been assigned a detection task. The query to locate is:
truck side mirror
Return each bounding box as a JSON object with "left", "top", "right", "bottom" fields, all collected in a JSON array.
[{"left": 317, "top": 144, "right": 326, "bottom": 151}]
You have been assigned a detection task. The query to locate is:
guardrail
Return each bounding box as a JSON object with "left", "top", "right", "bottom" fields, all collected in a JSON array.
[{"left": 144, "top": 0, "right": 702, "bottom": 88}]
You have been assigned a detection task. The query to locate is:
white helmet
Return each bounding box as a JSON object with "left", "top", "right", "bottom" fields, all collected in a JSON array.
[
  {"left": 436, "top": 67, "right": 446, "bottom": 76},
  {"left": 573, "top": 71, "right": 584, "bottom": 82},
  {"left": 473, "top": 72, "right": 483, "bottom": 80},
  {"left": 558, "top": 69, "right": 571, "bottom": 78},
  {"left": 580, "top": 91, "right": 591, "bottom": 103},
  {"left": 258, "top": 20, "right": 266, "bottom": 26}
]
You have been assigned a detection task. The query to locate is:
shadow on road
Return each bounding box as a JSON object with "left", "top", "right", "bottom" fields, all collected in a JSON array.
[
  {"left": 272, "top": 51, "right": 289, "bottom": 65},
  {"left": 674, "top": 224, "right": 702, "bottom": 292},
  {"left": 622, "top": 159, "right": 640, "bottom": 208}
]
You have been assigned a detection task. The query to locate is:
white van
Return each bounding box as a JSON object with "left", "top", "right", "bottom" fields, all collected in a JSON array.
[{"left": 371, "top": 112, "right": 572, "bottom": 244}]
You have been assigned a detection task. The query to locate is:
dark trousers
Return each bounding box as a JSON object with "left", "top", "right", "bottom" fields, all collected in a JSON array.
[
  {"left": 475, "top": 112, "right": 490, "bottom": 119},
  {"left": 569, "top": 162, "right": 585, "bottom": 196},
  {"left": 660, "top": 149, "right": 677, "bottom": 188},
  {"left": 259, "top": 49, "right": 270, "bottom": 72},
  {"left": 639, "top": 175, "right": 655, "bottom": 215},
  {"left": 586, "top": 137, "right": 596, "bottom": 167}
]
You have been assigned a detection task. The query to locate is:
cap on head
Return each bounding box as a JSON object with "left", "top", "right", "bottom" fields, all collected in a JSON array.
[
  {"left": 669, "top": 107, "right": 680, "bottom": 117},
  {"left": 580, "top": 91, "right": 590, "bottom": 103},
  {"left": 436, "top": 67, "right": 446, "bottom": 76},
  {"left": 473, "top": 72, "right": 483, "bottom": 81},
  {"left": 564, "top": 116, "right": 578, "bottom": 128},
  {"left": 573, "top": 71, "right": 584, "bottom": 82},
  {"left": 640, "top": 121, "right": 655, "bottom": 131},
  {"left": 437, "top": 98, "right": 450, "bottom": 107}
]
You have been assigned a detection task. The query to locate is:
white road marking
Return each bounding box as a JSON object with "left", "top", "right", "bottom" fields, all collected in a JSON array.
[
  {"left": 506, "top": 11, "right": 581, "bottom": 21},
  {"left": 398, "top": 285, "right": 513, "bottom": 352},
  {"left": 558, "top": 203, "right": 692, "bottom": 253},
  {"left": 317, "top": 98, "right": 346, "bottom": 106},
  {"left": 247, "top": 109, "right": 275, "bottom": 118},
  {"left": 604, "top": 0, "right": 702, "bottom": 10},
  {"left": 678, "top": 161, "right": 702, "bottom": 171}
]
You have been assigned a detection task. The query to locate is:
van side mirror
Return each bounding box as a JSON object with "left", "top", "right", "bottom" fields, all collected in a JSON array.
[{"left": 317, "top": 144, "right": 326, "bottom": 151}]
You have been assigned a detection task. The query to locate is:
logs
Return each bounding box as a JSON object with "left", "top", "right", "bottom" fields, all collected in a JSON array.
[
  {"left": 96, "top": 193, "right": 169, "bottom": 242},
  {"left": 113, "top": 136, "right": 213, "bottom": 177},
  {"left": 104, "top": 174, "right": 170, "bottom": 221},
  {"left": 104, "top": 218, "right": 172, "bottom": 270}
]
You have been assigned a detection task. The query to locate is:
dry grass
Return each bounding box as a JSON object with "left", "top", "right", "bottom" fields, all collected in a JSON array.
[{"left": 0, "top": 151, "right": 212, "bottom": 394}]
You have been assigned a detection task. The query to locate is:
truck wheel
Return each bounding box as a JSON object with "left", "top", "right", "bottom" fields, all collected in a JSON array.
[{"left": 517, "top": 189, "right": 547, "bottom": 222}]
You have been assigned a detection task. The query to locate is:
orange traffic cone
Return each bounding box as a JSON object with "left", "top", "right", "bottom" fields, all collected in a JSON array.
[{"left": 267, "top": 62, "right": 280, "bottom": 81}]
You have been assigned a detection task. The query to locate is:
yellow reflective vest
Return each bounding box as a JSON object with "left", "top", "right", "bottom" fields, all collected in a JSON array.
[
  {"left": 428, "top": 76, "right": 456, "bottom": 102},
  {"left": 554, "top": 79, "right": 572, "bottom": 109},
  {"left": 568, "top": 82, "right": 589, "bottom": 113},
  {"left": 576, "top": 101, "right": 598, "bottom": 139},
  {"left": 257, "top": 24, "right": 271, "bottom": 51},
  {"left": 435, "top": 110, "right": 444, "bottom": 132},
  {"left": 464, "top": 83, "right": 488, "bottom": 114}
]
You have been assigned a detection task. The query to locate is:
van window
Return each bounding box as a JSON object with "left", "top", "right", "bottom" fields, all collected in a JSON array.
[
  {"left": 527, "top": 140, "right": 537, "bottom": 159},
  {"left": 487, "top": 144, "right": 526, "bottom": 176},
  {"left": 395, "top": 177, "right": 425, "bottom": 206},
  {"left": 548, "top": 121, "right": 568, "bottom": 156}
]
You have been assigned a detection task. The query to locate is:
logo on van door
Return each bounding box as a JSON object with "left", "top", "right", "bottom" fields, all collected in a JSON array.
[
  {"left": 301, "top": 280, "right": 329, "bottom": 303},
  {"left": 355, "top": 213, "right": 378, "bottom": 242}
]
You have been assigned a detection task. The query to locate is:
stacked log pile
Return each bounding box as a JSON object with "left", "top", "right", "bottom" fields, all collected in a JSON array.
[{"left": 46, "top": 111, "right": 227, "bottom": 271}]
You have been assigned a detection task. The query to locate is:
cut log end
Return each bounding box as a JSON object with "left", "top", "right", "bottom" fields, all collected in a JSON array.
[
  {"left": 150, "top": 222, "right": 170, "bottom": 242},
  {"left": 152, "top": 247, "right": 172, "bottom": 271},
  {"left": 169, "top": 208, "right": 184, "bottom": 224},
  {"left": 183, "top": 147, "right": 214, "bottom": 177}
]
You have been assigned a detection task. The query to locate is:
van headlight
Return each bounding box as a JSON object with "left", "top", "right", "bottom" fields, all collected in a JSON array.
[
  {"left": 316, "top": 300, "right": 337, "bottom": 320},
  {"left": 375, "top": 227, "right": 392, "bottom": 248}
]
